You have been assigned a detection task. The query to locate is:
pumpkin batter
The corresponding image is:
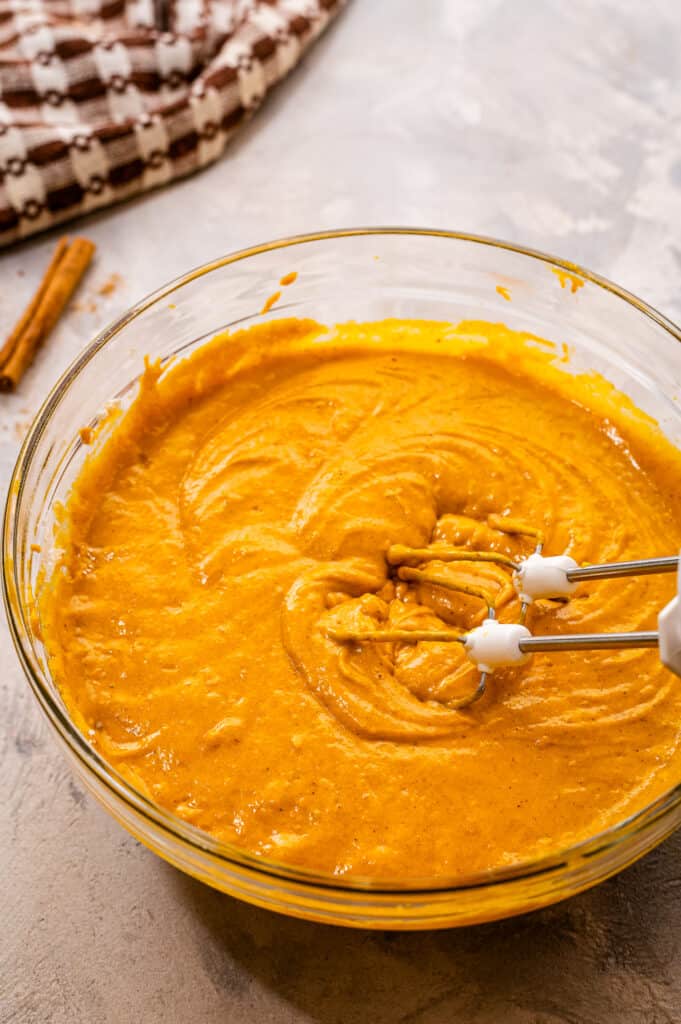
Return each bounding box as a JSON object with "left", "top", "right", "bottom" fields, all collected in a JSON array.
[{"left": 41, "top": 318, "right": 681, "bottom": 880}]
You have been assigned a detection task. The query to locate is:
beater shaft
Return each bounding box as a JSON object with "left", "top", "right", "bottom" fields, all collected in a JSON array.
[
  {"left": 567, "top": 556, "right": 678, "bottom": 583},
  {"left": 518, "top": 630, "right": 659, "bottom": 653}
]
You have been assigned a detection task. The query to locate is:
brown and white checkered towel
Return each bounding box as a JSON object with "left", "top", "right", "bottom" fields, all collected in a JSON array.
[{"left": 0, "top": 0, "right": 343, "bottom": 247}]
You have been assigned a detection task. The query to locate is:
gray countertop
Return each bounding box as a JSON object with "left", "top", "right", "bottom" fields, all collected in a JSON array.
[{"left": 3, "top": 2, "right": 681, "bottom": 1021}]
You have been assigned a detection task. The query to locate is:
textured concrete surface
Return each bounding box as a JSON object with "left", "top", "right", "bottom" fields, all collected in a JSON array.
[{"left": 3, "top": 2, "right": 681, "bottom": 1021}]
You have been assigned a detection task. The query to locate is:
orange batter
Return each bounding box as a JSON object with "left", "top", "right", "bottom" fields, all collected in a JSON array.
[{"left": 41, "top": 318, "right": 681, "bottom": 880}]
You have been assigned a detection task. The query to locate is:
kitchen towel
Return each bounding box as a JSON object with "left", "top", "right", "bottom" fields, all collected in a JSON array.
[{"left": 0, "top": 0, "right": 343, "bottom": 246}]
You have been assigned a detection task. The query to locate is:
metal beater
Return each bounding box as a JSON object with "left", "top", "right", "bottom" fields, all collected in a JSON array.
[{"left": 326, "top": 518, "right": 681, "bottom": 708}]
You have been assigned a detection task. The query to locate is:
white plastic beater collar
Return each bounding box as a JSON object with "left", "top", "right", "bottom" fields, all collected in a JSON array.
[
  {"left": 465, "top": 619, "right": 531, "bottom": 674},
  {"left": 659, "top": 557, "right": 681, "bottom": 677},
  {"left": 514, "top": 552, "right": 578, "bottom": 603}
]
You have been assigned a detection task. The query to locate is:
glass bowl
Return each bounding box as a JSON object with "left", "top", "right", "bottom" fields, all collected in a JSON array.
[{"left": 4, "top": 228, "right": 681, "bottom": 930}]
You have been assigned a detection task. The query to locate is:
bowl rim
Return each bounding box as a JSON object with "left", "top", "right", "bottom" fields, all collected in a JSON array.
[{"left": 4, "top": 225, "right": 681, "bottom": 896}]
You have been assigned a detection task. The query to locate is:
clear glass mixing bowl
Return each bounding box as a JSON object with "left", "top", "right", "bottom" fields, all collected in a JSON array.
[{"left": 4, "top": 229, "right": 681, "bottom": 929}]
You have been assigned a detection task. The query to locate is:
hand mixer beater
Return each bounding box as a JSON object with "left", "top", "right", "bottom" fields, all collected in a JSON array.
[{"left": 327, "top": 517, "right": 681, "bottom": 709}]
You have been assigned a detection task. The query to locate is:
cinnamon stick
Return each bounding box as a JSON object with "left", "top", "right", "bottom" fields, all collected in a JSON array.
[
  {"left": 0, "top": 237, "right": 69, "bottom": 371},
  {"left": 0, "top": 236, "right": 96, "bottom": 392}
]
